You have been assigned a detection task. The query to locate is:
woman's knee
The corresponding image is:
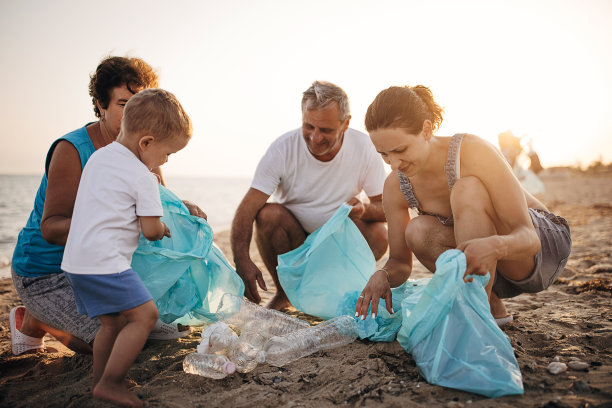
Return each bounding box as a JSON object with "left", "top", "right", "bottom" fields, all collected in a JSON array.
[
  {"left": 405, "top": 216, "right": 454, "bottom": 255},
  {"left": 404, "top": 217, "right": 432, "bottom": 252},
  {"left": 450, "top": 176, "right": 491, "bottom": 213}
]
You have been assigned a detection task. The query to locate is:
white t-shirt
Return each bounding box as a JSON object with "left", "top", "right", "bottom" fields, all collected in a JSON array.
[
  {"left": 251, "top": 128, "right": 386, "bottom": 233},
  {"left": 62, "top": 142, "right": 163, "bottom": 275}
]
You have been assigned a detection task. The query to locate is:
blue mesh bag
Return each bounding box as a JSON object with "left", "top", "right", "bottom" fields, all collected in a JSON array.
[
  {"left": 396, "top": 249, "right": 523, "bottom": 398},
  {"left": 277, "top": 203, "right": 376, "bottom": 320},
  {"left": 132, "top": 185, "right": 244, "bottom": 324}
]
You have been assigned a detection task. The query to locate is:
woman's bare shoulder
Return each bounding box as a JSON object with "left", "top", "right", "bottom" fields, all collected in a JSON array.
[{"left": 383, "top": 171, "right": 408, "bottom": 208}]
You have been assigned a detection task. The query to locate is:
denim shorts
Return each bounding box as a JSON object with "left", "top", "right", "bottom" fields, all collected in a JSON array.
[
  {"left": 493, "top": 208, "right": 572, "bottom": 298},
  {"left": 64, "top": 268, "right": 153, "bottom": 318}
]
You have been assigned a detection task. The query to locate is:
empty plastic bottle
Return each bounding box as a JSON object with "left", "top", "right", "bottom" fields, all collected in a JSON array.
[
  {"left": 197, "top": 322, "right": 239, "bottom": 355},
  {"left": 256, "top": 315, "right": 359, "bottom": 367},
  {"left": 183, "top": 353, "right": 236, "bottom": 379},
  {"left": 215, "top": 293, "right": 310, "bottom": 338},
  {"left": 227, "top": 340, "right": 260, "bottom": 373}
]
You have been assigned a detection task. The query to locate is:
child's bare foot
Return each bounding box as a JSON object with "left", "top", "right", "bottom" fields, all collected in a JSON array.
[
  {"left": 265, "top": 294, "right": 290, "bottom": 310},
  {"left": 93, "top": 379, "right": 142, "bottom": 407}
]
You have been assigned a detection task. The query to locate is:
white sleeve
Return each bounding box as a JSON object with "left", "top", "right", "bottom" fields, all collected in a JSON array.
[
  {"left": 134, "top": 172, "right": 163, "bottom": 217},
  {"left": 250, "top": 143, "right": 284, "bottom": 196},
  {"left": 361, "top": 146, "right": 386, "bottom": 197}
]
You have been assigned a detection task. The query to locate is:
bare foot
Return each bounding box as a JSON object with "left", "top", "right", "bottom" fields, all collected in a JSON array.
[
  {"left": 489, "top": 292, "right": 509, "bottom": 319},
  {"left": 265, "top": 295, "right": 291, "bottom": 310},
  {"left": 93, "top": 379, "right": 142, "bottom": 407}
]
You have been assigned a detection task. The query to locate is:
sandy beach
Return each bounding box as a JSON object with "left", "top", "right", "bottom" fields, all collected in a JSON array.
[{"left": 0, "top": 169, "right": 610, "bottom": 408}]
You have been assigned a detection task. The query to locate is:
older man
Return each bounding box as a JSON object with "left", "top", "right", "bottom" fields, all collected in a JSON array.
[{"left": 231, "top": 81, "right": 388, "bottom": 309}]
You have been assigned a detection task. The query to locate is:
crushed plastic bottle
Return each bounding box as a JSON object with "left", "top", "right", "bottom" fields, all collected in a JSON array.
[
  {"left": 256, "top": 315, "right": 359, "bottom": 367},
  {"left": 183, "top": 353, "right": 236, "bottom": 379},
  {"left": 216, "top": 293, "right": 310, "bottom": 338},
  {"left": 197, "top": 322, "right": 239, "bottom": 355},
  {"left": 227, "top": 340, "right": 260, "bottom": 373}
]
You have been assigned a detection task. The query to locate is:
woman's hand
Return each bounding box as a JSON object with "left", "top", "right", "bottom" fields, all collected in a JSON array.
[
  {"left": 456, "top": 236, "right": 501, "bottom": 281},
  {"left": 355, "top": 269, "right": 394, "bottom": 320},
  {"left": 183, "top": 200, "right": 207, "bottom": 219}
]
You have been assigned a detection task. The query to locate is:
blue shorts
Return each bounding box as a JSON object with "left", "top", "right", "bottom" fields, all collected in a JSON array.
[{"left": 64, "top": 269, "right": 153, "bottom": 318}]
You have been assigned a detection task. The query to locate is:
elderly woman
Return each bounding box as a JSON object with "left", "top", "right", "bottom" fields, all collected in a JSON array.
[
  {"left": 355, "top": 85, "right": 571, "bottom": 325},
  {"left": 10, "top": 56, "right": 203, "bottom": 355}
]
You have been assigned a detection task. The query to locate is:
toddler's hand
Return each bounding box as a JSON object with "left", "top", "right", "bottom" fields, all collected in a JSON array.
[{"left": 163, "top": 222, "right": 171, "bottom": 238}]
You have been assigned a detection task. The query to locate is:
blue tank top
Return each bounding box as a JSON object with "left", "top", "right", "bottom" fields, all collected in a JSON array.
[{"left": 12, "top": 125, "right": 95, "bottom": 277}]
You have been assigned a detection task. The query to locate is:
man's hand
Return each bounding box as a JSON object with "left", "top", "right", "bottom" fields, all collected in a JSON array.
[
  {"left": 347, "top": 196, "right": 365, "bottom": 220},
  {"left": 183, "top": 200, "right": 207, "bottom": 220},
  {"left": 235, "top": 259, "right": 267, "bottom": 304},
  {"left": 162, "top": 222, "right": 171, "bottom": 238}
]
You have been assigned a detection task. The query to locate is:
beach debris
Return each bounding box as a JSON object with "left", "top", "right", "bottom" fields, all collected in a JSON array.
[
  {"left": 183, "top": 353, "right": 236, "bottom": 379},
  {"left": 547, "top": 361, "right": 568, "bottom": 375},
  {"left": 256, "top": 315, "right": 358, "bottom": 367},
  {"left": 447, "top": 401, "right": 464, "bottom": 408},
  {"left": 568, "top": 360, "right": 589, "bottom": 371}
]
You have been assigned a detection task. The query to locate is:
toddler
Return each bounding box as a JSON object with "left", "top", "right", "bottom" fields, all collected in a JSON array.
[{"left": 61, "top": 88, "right": 192, "bottom": 407}]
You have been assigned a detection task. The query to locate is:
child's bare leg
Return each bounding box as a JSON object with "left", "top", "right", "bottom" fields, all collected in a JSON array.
[
  {"left": 93, "top": 314, "right": 126, "bottom": 387},
  {"left": 93, "top": 301, "right": 158, "bottom": 407}
]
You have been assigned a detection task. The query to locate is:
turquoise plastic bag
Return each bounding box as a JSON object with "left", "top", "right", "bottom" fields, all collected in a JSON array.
[
  {"left": 396, "top": 249, "right": 524, "bottom": 398},
  {"left": 337, "top": 278, "right": 430, "bottom": 342},
  {"left": 132, "top": 185, "right": 244, "bottom": 324},
  {"left": 277, "top": 203, "right": 376, "bottom": 320}
]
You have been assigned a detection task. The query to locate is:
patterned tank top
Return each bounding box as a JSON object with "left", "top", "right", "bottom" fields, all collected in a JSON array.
[{"left": 397, "top": 133, "right": 465, "bottom": 226}]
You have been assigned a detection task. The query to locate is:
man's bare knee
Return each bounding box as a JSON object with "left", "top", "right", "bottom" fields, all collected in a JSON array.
[{"left": 255, "top": 203, "right": 286, "bottom": 230}]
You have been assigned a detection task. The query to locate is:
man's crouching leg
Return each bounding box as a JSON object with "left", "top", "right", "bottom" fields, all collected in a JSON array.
[
  {"left": 352, "top": 219, "right": 389, "bottom": 261},
  {"left": 255, "top": 203, "right": 307, "bottom": 310}
]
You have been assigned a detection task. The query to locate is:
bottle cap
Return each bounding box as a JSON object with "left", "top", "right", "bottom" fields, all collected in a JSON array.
[{"left": 223, "top": 361, "right": 236, "bottom": 375}]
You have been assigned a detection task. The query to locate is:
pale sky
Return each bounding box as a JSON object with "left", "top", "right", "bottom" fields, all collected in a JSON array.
[{"left": 1, "top": 0, "right": 610, "bottom": 178}]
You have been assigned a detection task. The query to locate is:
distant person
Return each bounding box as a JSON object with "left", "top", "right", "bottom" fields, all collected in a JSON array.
[
  {"left": 231, "top": 81, "right": 388, "bottom": 309},
  {"left": 355, "top": 85, "right": 571, "bottom": 325},
  {"left": 10, "top": 56, "right": 202, "bottom": 356},
  {"left": 61, "top": 88, "right": 191, "bottom": 407},
  {"left": 497, "top": 130, "right": 543, "bottom": 174},
  {"left": 497, "top": 130, "right": 523, "bottom": 168}
]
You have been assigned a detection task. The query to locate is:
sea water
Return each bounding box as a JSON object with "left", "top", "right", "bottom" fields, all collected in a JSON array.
[{"left": 0, "top": 174, "right": 252, "bottom": 279}]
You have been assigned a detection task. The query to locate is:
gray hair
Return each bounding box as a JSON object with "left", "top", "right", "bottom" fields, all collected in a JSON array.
[{"left": 301, "top": 81, "right": 351, "bottom": 122}]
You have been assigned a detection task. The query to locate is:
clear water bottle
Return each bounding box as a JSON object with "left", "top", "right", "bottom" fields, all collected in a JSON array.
[
  {"left": 256, "top": 315, "right": 358, "bottom": 367},
  {"left": 183, "top": 353, "right": 236, "bottom": 379},
  {"left": 197, "top": 322, "right": 239, "bottom": 355},
  {"left": 215, "top": 293, "right": 310, "bottom": 338},
  {"left": 227, "top": 340, "right": 260, "bottom": 373}
]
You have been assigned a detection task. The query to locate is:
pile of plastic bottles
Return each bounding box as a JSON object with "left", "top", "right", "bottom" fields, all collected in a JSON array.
[{"left": 182, "top": 293, "right": 359, "bottom": 379}]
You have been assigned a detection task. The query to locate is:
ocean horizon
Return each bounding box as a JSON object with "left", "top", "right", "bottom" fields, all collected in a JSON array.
[{"left": 0, "top": 174, "right": 252, "bottom": 279}]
